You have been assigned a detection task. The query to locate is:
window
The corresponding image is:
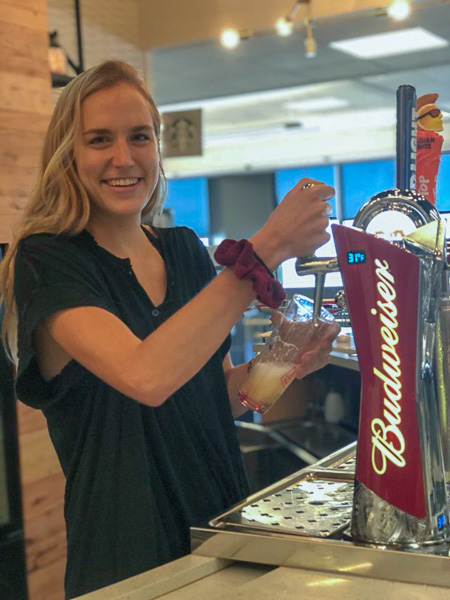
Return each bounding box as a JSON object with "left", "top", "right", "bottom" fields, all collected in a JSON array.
[
  {"left": 163, "top": 178, "right": 210, "bottom": 238},
  {"left": 436, "top": 153, "right": 450, "bottom": 213},
  {"left": 341, "top": 159, "right": 395, "bottom": 220},
  {"left": 274, "top": 165, "right": 336, "bottom": 217}
]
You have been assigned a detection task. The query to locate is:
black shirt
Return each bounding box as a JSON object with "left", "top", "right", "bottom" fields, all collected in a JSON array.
[{"left": 14, "top": 226, "right": 249, "bottom": 599}]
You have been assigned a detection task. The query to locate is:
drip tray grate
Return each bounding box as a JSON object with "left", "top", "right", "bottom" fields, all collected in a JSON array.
[
  {"left": 212, "top": 472, "right": 354, "bottom": 538},
  {"left": 315, "top": 448, "right": 357, "bottom": 473}
]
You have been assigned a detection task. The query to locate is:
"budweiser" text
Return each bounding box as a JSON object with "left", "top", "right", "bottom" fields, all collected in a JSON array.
[{"left": 370, "top": 258, "right": 406, "bottom": 475}]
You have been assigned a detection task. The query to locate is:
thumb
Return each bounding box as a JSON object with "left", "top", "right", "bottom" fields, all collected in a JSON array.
[{"left": 270, "top": 311, "right": 283, "bottom": 327}]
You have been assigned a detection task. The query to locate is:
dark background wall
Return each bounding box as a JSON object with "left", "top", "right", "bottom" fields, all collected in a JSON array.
[{"left": 209, "top": 173, "right": 276, "bottom": 242}]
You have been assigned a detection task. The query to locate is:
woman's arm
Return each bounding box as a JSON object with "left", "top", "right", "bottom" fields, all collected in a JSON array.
[
  {"left": 42, "top": 180, "right": 334, "bottom": 407},
  {"left": 44, "top": 266, "right": 256, "bottom": 407}
]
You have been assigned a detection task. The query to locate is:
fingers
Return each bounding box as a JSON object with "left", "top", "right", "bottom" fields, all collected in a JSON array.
[
  {"left": 270, "top": 311, "right": 283, "bottom": 326},
  {"left": 294, "top": 347, "right": 332, "bottom": 379},
  {"left": 294, "top": 323, "right": 340, "bottom": 379},
  {"left": 322, "top": 203, "right": 333, "bottom": 217},
  {"left": 293, "top": 177, "right": 335, "bottom": 201},
  {"left": 258, "top": 175, "right": 336, "bottom": 263},
  {"left": 316, "top": 322, "right": 341, "bottom": 343},
  {"left": 290, "top": 179, "right": 335, "bottom": 250}
]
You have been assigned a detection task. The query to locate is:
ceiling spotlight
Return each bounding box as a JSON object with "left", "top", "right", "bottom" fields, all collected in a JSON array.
[
  {"left": 220, "top": 28, "right": 241, "bottom": 49},
  {"left": 275, "top": 17, "right": 294, "bottom": 37},
  {"left": 387, "top": 0, "right": 411, "bottom": 21},
  {"left": 304, "top": 20, "right": 317, "bottom": 57}
]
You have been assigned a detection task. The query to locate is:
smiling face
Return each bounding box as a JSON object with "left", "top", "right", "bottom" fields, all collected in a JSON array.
[{"left": 74, "top": 82, "right": 160, "bottom": 224}]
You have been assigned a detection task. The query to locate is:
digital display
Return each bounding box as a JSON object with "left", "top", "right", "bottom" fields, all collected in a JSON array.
[
  {"left": 437, "top": 514, "right": 446, "bottom": 530},
  {"left": 347, "top": 251, "right": 366, "bottom": 265}
]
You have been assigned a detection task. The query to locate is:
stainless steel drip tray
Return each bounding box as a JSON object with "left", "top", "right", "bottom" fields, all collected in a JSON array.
[
  {"left": 192, "top": 442, "right": 450, "bottom": 589},
  {"left": 211, "top": 470, "right": 353, "bottom": 539}
]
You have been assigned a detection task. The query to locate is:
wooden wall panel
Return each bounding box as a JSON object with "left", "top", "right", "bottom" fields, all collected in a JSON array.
[
  {"left": 0, "top": 0, "right": 47, "bottom": 12},
  {"left": 0, "top": 109, "right": 50, "bottom": 132},
  {"left": 0, "top": 4, "right": 47, "bottom": 31},
  {"left": 0, "top": 215, "right": 22, "bottom": 243},
  {"left": 16, "top": 402, "right": 67, "bottom": 600},
  {"left": 1, "top": 1, "right": 64, "bottom": 599},
  {"left": 22, "top": 473, "right": 66, "bottom": 521},
  {"left": 0, "top": 71, "right": 51, "bottom": 117},
  {"left": 0, "top": 131, "right": 48, "bottom": 170},
  {"left": 20, "top": 427, "right": 63, "bottom": 485},
  {"left": 27, "top": 558, "right": 66, "bottom": 600},
  {"left": 24, "top": 502, "right": 66, "bottom": 569},
  {"left": 0, "top": 21, "right": 50, "bottom": 79}
]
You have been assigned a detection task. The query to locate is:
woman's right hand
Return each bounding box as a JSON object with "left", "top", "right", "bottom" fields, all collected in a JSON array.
[{"left": 250, "top": 177, "right": 335, "bottom": 270}]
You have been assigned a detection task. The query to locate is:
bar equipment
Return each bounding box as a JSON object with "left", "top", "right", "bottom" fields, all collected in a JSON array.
[
  {"left": 335, "top": 85, "right": 448, "bottom": 546},
  {"left": 334, "top": 218, "right": 449, "bottom": 545},
  {"left": 437, "top": 297, "right": 450, "bottom": 477},
  {"left": 295, "top": 83, "right": 449, "bottom": 546},
  {"left": 190, "top": 84, "right": 450, "bottom": 583},
  {"left": 416, "top": 92, "right": 444, "bottom": 205}
]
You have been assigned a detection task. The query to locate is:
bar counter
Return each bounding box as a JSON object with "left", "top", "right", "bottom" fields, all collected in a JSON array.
[
  {"left": 76, "top": 442, "right": 450, "bottom": 600},
  {"left": 75, "top": 553, "right": 450, "bottom": 599}
]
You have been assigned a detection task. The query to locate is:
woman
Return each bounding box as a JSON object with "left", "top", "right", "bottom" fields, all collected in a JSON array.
[{"left": 1, "top": 61, "right": 339, "bottom": 598}]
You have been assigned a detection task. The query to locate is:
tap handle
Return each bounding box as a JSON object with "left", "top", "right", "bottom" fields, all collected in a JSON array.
[
  {"left": 296, "top": 254, "right": 339, "bottom": 326},
  {"left": 313, "top": 272, "right": 326, "bottom": 326}
]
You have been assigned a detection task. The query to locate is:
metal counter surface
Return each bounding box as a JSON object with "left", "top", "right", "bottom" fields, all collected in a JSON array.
[
  {"left": 75, "top": 548, "right": 450, "bottom": 600},
  {"left": 74, "top": 553, "right": 450, "bottom": 600}
]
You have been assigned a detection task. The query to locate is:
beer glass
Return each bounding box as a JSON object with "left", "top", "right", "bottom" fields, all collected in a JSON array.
[{"left": 238, "top": 294, "right": 335, "bottom": 414}]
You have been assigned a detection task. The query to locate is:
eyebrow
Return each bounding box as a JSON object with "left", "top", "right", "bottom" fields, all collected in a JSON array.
[{"left": 82, "top": 125, "right": 153, "bottom": 136}]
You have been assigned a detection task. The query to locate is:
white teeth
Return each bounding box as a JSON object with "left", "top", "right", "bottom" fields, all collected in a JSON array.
[{"left": 106, "top": 178, "right": 139, "bottom": 187}]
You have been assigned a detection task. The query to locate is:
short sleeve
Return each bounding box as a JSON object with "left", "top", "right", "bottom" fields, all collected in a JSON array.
[{"left": 14, "top": 234, "right": 114, "bottom": 407}]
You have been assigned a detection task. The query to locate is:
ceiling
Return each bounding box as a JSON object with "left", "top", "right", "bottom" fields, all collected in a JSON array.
[{"left": 149, "top": 1, "right": 450, "bottom": 175}]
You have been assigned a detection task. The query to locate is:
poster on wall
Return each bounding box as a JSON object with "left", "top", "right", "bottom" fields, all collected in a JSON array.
[{"left": 161, "top": 109, "right": 202, "bottom": 158}]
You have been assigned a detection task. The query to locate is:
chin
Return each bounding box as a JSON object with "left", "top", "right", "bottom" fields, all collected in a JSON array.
[{"left": 92, "top": 200, "right": 147, "bottom": 219}]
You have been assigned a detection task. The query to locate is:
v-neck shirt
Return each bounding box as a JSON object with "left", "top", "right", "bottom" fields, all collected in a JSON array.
[{"left": 14, "top": 225, "right": 250, "bottom": 599}]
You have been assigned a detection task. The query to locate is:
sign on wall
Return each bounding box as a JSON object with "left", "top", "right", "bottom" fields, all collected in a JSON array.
[{"left": 161, "top": 109, "right": 202, "bottom": 157}]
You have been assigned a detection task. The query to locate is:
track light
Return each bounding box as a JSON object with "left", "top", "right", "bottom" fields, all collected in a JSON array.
[
  {"left": 387, "top": 0, "right": 411, "bottom": 21},
  {"left": 304, "top": 20, "right": 317, "bottom": 57},
  {"left": 220, "top": 28, "right": 240, "bottom": 49},
  {"left": 275, "top": 17, "right": 294, "bottom": 37}
]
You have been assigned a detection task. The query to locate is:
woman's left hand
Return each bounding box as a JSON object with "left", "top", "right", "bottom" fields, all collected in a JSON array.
[{"left": 294, "top": 321, "right": 341, "bottom": 379}]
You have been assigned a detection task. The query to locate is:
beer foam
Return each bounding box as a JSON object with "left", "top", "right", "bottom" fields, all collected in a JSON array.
[{"left": 241, "top": 362, "right": 296, "bottom": 408}]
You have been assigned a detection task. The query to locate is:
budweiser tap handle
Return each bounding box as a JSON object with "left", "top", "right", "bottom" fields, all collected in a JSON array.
[
  {"left": 416, "top": 93, "right": 444, "bottom": 205},
  {"left": 396, "top": 84, "right": 417, "bottom": 190}
]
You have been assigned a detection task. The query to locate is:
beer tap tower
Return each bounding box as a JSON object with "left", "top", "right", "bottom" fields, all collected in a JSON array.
[{"left": 298, "top": 85, "right": 449, "bottom": 545}]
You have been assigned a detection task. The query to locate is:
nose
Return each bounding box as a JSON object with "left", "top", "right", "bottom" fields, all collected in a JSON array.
[{"left": 111, "top": 138, "right": 134, "bottom": 168}]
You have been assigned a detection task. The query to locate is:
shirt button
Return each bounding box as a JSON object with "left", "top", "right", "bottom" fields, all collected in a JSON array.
[{"left": 152, "top": 309, "right": 159, "bottom": 317}]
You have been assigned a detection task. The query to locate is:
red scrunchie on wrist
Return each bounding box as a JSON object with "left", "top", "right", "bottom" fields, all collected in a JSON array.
[{"left": 214, "top": 239, "right": 286, "bottom": 309}]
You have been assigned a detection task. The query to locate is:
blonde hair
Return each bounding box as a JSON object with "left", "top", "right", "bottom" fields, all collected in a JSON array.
[{"left": 0, "top": 60, "right": 167, "bottom": 362}]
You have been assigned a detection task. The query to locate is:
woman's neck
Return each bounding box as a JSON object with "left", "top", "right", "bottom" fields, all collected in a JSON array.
[{"left": 86, "top": 214, "right": 150, "bottom": 259}]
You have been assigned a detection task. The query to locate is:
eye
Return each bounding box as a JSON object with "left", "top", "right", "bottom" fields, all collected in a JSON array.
[
  {"left": 131, "top": 132, "right": 151, "bottom": 142},
  {"left": 88, "top": 135, "right": 110, "bottom": 145}
]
